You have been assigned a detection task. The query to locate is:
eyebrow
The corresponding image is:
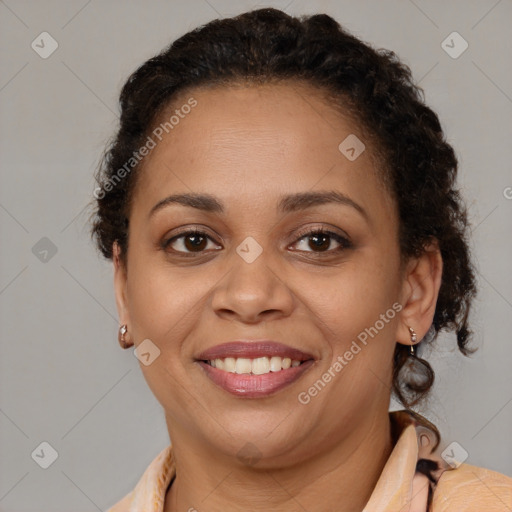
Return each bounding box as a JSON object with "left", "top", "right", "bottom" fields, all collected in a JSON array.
[{"left": 148, "top": 190, "right": 368, "bottom": 221}]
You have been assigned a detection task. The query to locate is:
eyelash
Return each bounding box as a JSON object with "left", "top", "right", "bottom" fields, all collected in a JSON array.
[{"left": 161, "top": 226, "right": 352, "bottom": 258}]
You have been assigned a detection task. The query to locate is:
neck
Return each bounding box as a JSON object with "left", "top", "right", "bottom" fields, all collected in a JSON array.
[{"left": 164, "top": 411, "right": 393, "bottom": 512}]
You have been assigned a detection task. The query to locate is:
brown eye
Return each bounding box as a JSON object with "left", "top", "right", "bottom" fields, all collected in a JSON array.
[
  {"left": 292, "top": 229, "right": 351, "bottom": 254},
  {"left": 162, "top": 229, "right": 220, "bottom": 254}
]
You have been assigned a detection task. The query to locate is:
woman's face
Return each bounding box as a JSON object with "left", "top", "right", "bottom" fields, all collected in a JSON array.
[{"left": 114, "top": 82, "right": 409, "bottom": 464}]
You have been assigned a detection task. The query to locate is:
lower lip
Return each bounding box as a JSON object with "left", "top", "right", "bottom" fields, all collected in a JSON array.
[{"left": 197, "top": 360, "right": 315, "bottom": 398}]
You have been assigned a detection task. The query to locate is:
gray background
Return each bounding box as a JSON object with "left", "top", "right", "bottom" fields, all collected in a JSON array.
[{"left": 1, "top": 0, "right": 511, "bottom": 510}]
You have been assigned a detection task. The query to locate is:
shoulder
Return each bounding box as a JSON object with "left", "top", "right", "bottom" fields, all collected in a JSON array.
[
  {"left": 432, "top": 463, "right": 512, "bottom": 511},
  {"left": 105, "top": 445, "right": 174, "bottom": 512}
]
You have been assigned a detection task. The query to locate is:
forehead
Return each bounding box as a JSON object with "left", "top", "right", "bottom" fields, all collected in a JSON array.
[{"left": 130, "top": 82, "right": 394, "bottom": 221}]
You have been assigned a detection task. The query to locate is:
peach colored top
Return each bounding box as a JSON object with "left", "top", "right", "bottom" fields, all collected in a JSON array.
[{"left": 106, "top": 410, "right": 512, "bottom": 512}]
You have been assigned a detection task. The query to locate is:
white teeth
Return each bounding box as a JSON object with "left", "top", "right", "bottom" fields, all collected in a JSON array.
[
  {"left": 269, "top": 356, "right": 282, "bottom": 372},
  {"left": 207, "top": 356, "right": 302, "bottom": 374},
  {"left": 224, "top": 357, "right": 236, "bottom": 372},
  {"left": 235, "top": 358, "right": 252, "bottom": 374},
  {"left": 252, "top": 357, "right": 270, "bottom": 375}
]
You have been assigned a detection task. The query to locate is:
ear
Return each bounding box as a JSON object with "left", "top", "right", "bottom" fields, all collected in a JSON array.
[
  {"left": 397, "top": 241, "right": 443, "bottom": 346},
  {"left": 113, "top": 241, "right": 129, "bottom": 326}
]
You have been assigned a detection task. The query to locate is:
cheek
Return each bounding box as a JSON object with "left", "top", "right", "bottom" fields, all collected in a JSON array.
[
  {"left": 308, "top": 252, "right": 400, "bottom": 343},
  {"left": 125, "top": 259, "right": 208, "bottom": 415},
  {"left": 303, "top": 266, "right": 398, "bottom": 406},
  {"left": 125, "top": 257, "right": 207, "bottom": 347},
  {"left": 303, "top": 250, "right": 400, "bottom": 402}
]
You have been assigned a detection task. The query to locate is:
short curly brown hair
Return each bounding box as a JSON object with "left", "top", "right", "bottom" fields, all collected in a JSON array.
[{"left": 89, "top": 8, "right": 477, "bottom": 411}]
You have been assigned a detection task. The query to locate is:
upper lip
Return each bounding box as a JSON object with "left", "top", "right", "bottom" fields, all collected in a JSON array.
[{"left": 196, "top": 341, "right": 315, "bottom": 362}]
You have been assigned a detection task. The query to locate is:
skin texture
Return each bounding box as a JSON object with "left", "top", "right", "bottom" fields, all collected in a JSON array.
[{"left": 113, "top": 82, "right": 443, "bottom": 512}]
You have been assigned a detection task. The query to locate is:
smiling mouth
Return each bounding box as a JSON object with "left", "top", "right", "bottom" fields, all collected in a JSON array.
[
  {"left": 202, "top": 356, "right": 308, "bottom": 375},
  {"left": 195, "top": 341, "right": 315, "bottom": 396},
  {"left": 197, "top": 357, "right": 315, "bottom": 398}
]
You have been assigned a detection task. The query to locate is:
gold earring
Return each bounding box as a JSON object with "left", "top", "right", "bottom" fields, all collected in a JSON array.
[
  {"left": 408, "top": 326, "right": 417, "bottom": 356},
  {"left": 118, "top": 324, "right": 133, "bottom": 349}
]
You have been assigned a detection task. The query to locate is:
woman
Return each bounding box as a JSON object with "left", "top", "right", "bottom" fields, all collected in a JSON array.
[{"left": 90, "top": 8, "right": 512, "bottom": 512}]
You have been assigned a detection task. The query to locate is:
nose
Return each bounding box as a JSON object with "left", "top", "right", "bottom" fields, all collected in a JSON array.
[{"left": 210, "top": 245, "right": 295, "bottom": 324}]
